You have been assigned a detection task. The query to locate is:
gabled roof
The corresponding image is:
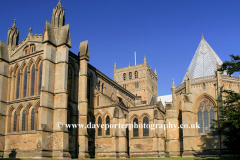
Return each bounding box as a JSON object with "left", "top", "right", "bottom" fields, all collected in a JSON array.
[{"left": 183, "top": 35, "right": 224, "bottom": 82}]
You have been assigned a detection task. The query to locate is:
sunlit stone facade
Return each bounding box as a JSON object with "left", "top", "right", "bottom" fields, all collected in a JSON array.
[{"left": 0, "top": 1, "right": 238, "bottom": 159}]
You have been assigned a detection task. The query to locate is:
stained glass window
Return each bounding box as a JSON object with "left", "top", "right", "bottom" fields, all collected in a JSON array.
[
  {"left": 133, "top": 118, "right": 138, "bottom": 137},
  {"left": 198, "top": 109, "right": 203, "bottom": 133},
  {"left": 98, "top": 117, "right": 102, "bottom": 136},
  {"left": 68, "top": 67, "right": 72, "bottom": 98},
  {"left": 202, "top": 99, "right": 208, "bottom": 104},
  {"left": 38, "top": 62, "right": 42, "bottom": 95},
  {"left": 30, "top": 65, "right": 35, "bottom": 96},
  {"left": 31, "top": 108, "right": 35, "bottom": 130},
  {"left": 23, "top": 67, "right": 27, "bottom": 98},
  {"left": 106, "top": 116, "right": 110, "bottom": 135},
  {"left": 143, "top": 116, "right": 149, "bottom": 136},
  {"left": 210, "top": 108, "right": 215, "bottom": 128},
  {"left": 13, "top": 111, "right": 17, "bottom": 132},
  {"left": 204, "top": 109, "right": 209, "bottom": 132},
  {"left": 16, "top": 69, "right": 20, "bottom": 99},
  {"left": 198, "top": 99, "right": 215, "bottom": 133},
  {"left": 22, "top": 110, "right": 26, "bottom": 131}
]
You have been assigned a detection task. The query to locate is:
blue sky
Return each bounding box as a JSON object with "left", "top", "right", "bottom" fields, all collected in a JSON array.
[{"left": 1, "top": 0, "right": 240, "bottom": 96}]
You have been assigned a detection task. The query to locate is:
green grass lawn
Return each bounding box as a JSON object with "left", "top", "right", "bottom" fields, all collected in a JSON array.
[{"left": 3, "top": 157, "right": 240, "bottom": 160}]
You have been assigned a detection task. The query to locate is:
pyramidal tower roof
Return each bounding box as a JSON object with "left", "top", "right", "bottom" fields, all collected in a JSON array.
[{"left": 183, "top": 35, "right": 224, "bottom": 82}]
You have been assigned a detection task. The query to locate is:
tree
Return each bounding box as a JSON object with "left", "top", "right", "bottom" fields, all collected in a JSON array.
[{"left": 214, "top": 54, "right": 240, "bottom": 152}]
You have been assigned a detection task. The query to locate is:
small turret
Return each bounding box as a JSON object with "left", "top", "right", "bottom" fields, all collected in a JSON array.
[
  {"left": 154, "top": 68, "right": 157, "bottom": 75},
  {"left": 114, "top": 62, "right": 117, "bottom": 70},
  {"left": 144, "top": 56, "right": 147, "bottom": 64},
  {"left": 7, "top": 19, "right": 19, "bottom": 48},
  {"left": 171, "top": 78, "right": 176, "bottom": 102},
  {"left": 52, "top": 0, "right": 65, "bottom": 28},
  {"left": 185, "top": 68, "right": 191, "bottom": 93}
]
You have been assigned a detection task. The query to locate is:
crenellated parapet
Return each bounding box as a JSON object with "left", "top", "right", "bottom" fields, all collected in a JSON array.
[{"left": 10, "top": 33, "right": 43, "bottom": 53}]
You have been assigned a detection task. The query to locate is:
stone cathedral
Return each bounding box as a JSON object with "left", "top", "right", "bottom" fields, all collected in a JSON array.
[{"left": 0, "top": 1, "right": 239, "bottom": 159}]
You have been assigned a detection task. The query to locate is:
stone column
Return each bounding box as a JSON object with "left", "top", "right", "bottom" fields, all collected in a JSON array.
[
  {"left": 156, "top": 111, "right": 165, "bottom": 157},
  {"left": 0, "top": 60, "right": 9, "bottom": 158},
  {"left": 78, "top": 40, "right": 90, "bottom": 158},
  {"left": 166, "top": 106, "right": 180, "bottom": 156},
  {"left": 52, "top": 45, "right": 70, "bottom": 159},
  {"left": 165, "top": 78, "right": 180, "bottom": 156},
  {"left": 181, "top": 95, "right": 195, "bottom": 156},
  {"left": 117, "top": 111, "right": 128, "bottom": 158},
  {"left": 35, "top": 42, "right": 56, "bottom": 158}
]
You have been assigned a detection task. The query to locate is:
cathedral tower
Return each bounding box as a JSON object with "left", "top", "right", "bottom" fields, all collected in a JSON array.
[{"left": 114, "top": 56, "right": 158, "bottom": 105}]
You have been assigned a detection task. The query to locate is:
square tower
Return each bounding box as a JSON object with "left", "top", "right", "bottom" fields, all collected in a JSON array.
[{"left": 114, "top": 56, "right": 158, "bottom": 105}]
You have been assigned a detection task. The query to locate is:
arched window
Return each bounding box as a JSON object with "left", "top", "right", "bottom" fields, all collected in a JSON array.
[
  {"left": 68, "top": 67, "right": 72, "bottom": 98},
  {"left": 23, "top": 46, "right": 28, "bottom": 55},
  {"left": 198, "top": 109, "right": 203, "bottom": 133},
  {"left": 16, "top": 69, "right": 20, "bottom": 99},
  {"left": 30, "top": 44, "right": 36, "bottom": 53},
  {"left": 123, "top": 73, "right": 126, "bottom": 81},
  {"left": 143, "top": 116, "right": 149, "bottom": 136},
  {"left": 22, "top": 109, "right": 26, "bottom": 131},
  {"left": 133, "top": 118, "right": 138, "bottom": 137},
  {"left": 129, "top": 72, "right": 132, "bottom": 80},
  {"left": 98, "top": 117, "right": 102, "bottom": 136},
  {"left": 98, "top": 81, "right": 100, "bottom": 90},
  {"left": 13, "top": 111, "right": 17, "bottom": 132},
  {"left": 203, "top": 83, "right": 205, "bottom": 90},
  {"left": 197, "top": 98, "right": 215, "bottom": 133},
  {"left": 204, "top": 109, "right": 209, "bottom": 132},
  {"left": 23, "top": 67, "right": 28, "bottom": 97},
  {"left": 210, "top": 108, "right": 215, "bottom": 128},
  {"left": 106, "top": 116, "right": 110, "bottom": 135},
  {"left": 135, "top": 71, "right": 138, "bottom": 78},
  {"left": 31, "top": 108, "right": 35, "bottom": 130},
  {"left": 30, "top": 65, "right": 35, "bottom": 96},
  {"left": 38, "top": 62, "right": 42, "bottom": 95},
  {"left": 101, "top": 83, "right": 104, "bottom": 93}
]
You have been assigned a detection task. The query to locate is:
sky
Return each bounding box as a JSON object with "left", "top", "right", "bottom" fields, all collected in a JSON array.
[{"left": 1, "top": 0, "right": 240, "bottom": 96}]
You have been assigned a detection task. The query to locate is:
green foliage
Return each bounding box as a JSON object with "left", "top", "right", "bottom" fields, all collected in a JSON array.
[
  {"left": 214, "top": 90, "right": 240, "bottom": 151},
  {"left": 218, "top": 54, "right": 240, "bottom": 75},
  {"left": 214, "top": 54, "right": 240, "bottom": 152}
]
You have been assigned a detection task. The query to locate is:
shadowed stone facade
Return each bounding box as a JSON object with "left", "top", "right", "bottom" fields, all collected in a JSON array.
[
  {"left": 165, "top": 35, "right": 239, "bottom": 157},
  {"left": 0, "top": 1, "right": 238, "bottom": 159}
]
